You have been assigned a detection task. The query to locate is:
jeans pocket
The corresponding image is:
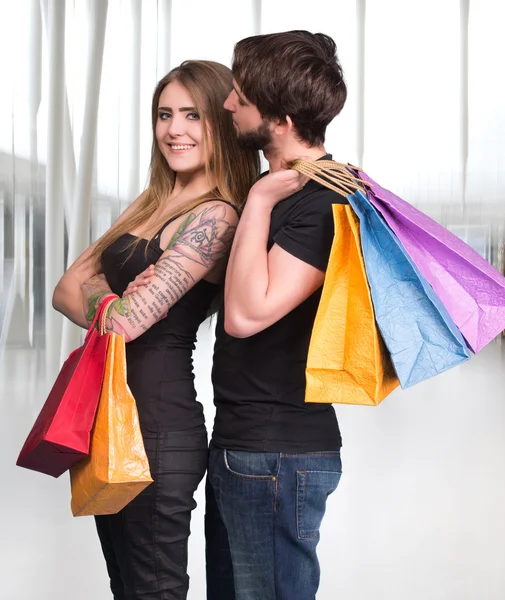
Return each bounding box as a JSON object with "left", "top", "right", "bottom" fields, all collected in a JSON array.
[
  {"left": 296, "top": 470, "right": 341, "bottom": 539},
  {"left": 224, "top": 449, "right": 279, "bottom": 480}
]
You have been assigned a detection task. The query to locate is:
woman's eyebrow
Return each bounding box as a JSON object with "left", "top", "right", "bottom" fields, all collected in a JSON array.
[{"left": 158, "top": 106, "right": 197, "bottom": 112}]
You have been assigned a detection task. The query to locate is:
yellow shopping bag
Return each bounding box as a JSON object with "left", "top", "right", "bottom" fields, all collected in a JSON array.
[
  {"left": 70, "top": 332, "right": 153, "bottom": 516},
  {"left": 305, "top": 204, "right": 400, "bottom": 406}
]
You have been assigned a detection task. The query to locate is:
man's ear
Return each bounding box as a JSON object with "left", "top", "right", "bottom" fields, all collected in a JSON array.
[{"left": 273, "top": 114, "right": 294, "bottom": 137}]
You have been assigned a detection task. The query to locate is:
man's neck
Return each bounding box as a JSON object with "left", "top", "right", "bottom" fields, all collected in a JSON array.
[{"left": 265, "top": 143, "right": 327, "bottom": 173}]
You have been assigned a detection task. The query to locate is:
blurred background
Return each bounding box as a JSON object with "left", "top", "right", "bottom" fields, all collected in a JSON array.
[{"left": 1, "top": 1, "right": 504, "bottom": 598}]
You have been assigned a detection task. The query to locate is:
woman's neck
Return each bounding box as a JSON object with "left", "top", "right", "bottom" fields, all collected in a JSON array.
[{"left": 172, "top": 169, "right": 215, "bottom": 199}]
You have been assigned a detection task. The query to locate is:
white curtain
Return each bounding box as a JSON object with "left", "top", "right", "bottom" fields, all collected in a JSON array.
[{"left": 1, "top": 0, "right": 504, "bottom": 377}]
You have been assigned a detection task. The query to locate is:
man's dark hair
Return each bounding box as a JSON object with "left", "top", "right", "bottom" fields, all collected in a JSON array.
[{"left": 232, "top": 30, "right": 347, "bottom": 147}]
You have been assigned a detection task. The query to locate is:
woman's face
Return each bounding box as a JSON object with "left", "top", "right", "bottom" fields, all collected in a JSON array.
[{"left": 155, "top": 80, "right": 210, "bottom": 176}]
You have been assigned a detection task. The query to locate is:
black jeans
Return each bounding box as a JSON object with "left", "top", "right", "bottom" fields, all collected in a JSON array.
[{"left": 95, "top": 425, "right": 208, "bottom": 600}]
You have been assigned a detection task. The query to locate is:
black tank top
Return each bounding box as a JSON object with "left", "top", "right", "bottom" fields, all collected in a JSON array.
[{"left": 101, "top": 212, "right": 225, "bottom": 433}]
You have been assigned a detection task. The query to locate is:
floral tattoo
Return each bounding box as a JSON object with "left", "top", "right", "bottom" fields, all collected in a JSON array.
[{"left": 82, "top": 273, "right": 112, "bottom": 323}]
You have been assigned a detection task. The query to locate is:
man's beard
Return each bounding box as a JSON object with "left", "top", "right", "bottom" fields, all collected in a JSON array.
[{"left": 236, "top": 120, "right": 273, "bottom": 153}]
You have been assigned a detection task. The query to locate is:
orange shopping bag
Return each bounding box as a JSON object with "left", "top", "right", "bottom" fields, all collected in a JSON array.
[
  {"left": 305, "top": 204, "right": 399, "bottom": 406},
  {"left": 70, "top": 330, "right": 153, "bottom": 516}
]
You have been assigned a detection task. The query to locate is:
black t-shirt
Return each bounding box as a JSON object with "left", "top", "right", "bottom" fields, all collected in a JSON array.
[{"left": 211, "top": 156, "right": 348, "bottom": 453}]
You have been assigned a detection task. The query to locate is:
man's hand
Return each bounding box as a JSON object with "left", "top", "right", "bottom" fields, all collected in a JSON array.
[{"left": 248, "top": 169, "right": 308, "bottom": 209}]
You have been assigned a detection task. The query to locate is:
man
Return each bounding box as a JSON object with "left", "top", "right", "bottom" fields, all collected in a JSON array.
[{"left": 206, "top": 31, "right": 348, "bottom": 600}]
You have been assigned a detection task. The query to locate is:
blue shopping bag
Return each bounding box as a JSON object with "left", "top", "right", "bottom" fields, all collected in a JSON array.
[{"left": 348, "top": 190, "right": 470, "bottom": 388}]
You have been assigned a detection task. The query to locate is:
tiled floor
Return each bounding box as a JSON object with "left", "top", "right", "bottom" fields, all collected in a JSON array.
[{"left": 2, "top": 330, "right": 505, "bottom": 599}]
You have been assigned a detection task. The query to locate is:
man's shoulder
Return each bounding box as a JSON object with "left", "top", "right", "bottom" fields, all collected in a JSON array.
[
  {"left": 291, "top": 180, "right": 348, "bottom": 215},
  {"left": 295, "top": 152, "right": 351, "bottom": 209}
]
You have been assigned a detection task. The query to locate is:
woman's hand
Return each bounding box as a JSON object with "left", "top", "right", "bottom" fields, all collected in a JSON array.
[
  {"left": 121, "top": 265, "right": 168, "bottom": 320},
  {"left": 123, "top": 265, "right": 156, "bottom": 297},
  {"left": 248, "top": 169, "right": 309, "bottom": 209}
]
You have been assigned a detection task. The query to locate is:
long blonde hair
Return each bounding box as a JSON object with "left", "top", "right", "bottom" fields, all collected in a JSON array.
[{"left": 91, "top": 60, "right": 260, "bottom": 263}]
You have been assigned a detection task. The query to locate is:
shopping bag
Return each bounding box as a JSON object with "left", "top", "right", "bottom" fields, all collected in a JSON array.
[
  {"left": 359, "top": 170, "right": 505, "bottom": 352},
  {"left": 70, "top": 331, "right": 153, "bottom": 516},
  {"left": 16, "top": 297, "right": 117, "bottom": 477},
  {"left": 348, "top": 190, "right": 470, "bottom": 387},
  {"left": 305, "top": 203, "right": 400, "bottom": 405}
]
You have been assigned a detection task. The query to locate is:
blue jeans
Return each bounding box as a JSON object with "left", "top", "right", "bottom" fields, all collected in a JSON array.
[{"left": 205, "top": 445, "right": 342, "bottom": 600}]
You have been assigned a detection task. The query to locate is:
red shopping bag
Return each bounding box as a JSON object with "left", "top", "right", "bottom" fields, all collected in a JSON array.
[{"left": 16, "top": 297, "right": 117, "bottom": 477}]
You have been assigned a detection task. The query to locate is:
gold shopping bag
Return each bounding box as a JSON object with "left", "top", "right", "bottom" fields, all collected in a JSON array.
[
  {"left": 305, "top": 203, "right": 399, "bottom": 405},
  {"left": 70, "top": 330, "right": 153, "bottom": 516}
]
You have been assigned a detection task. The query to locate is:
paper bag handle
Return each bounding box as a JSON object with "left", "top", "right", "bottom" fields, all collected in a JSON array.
[{"left": 291, "top": 158, "right": 369, "bottom": 197}]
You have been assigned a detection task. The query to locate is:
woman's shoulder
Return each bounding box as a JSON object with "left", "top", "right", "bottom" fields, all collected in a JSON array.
[
  {"left": 205, "top": 198, "right": 241, "bottom": 216},
  {"left": 180, "top": 199, "right": 240, "bottom": 230},
  {"left": 182, "top": 198, "right": 241, "bottom": 223}
]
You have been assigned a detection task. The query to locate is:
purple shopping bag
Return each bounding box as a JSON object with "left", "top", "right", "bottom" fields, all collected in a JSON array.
[{"left": 358, "top": 170, "right": 505, "bottom": 352}]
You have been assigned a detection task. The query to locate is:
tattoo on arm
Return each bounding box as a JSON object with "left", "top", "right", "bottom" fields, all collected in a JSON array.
[
  {"left": 106, "top": 296, "right": 149, "bottom": 341},
  {"left": 151, "top": 203, "right": 237, "bottom": 306},
  {"left": 82, "top": 273, "right": 113, "bottom": 323},
  {"left": 166, "top": 204, "right": 236, "bottom": 268},
  {"left": 167, "top": 212, "right": 198, "bottom": 249},
  {"left": 105, "top": 203, "right": 237, "bottom": 341}
]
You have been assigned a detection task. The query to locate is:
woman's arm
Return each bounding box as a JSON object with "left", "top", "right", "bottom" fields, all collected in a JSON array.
[
  {"left": 52, "top": 241, "right": 107, "bottom": 328},
  {"left": 53, "top": 191, "right": 148, "bottom": 328},
  {"left": 82, "top": 201, "right": 238, "bottom": 342},
  {"left": 81, "top": 273, "right": 117, "bottom": 324}
]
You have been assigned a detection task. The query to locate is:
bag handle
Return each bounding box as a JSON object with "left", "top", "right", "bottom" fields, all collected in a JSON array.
[
  {"left": 291, "top": 159, "right": 368, "bottom": 197},
  {"left": 98, "top": 295, "right": 119, "bottom": 336},
  {"left": 84, "top": 294, "right": 118, "bottom": 340}
]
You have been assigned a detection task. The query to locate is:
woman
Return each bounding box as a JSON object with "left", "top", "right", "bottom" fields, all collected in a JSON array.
[{"left": 53, "top": 60, "right": 260, "bottom": 600}]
